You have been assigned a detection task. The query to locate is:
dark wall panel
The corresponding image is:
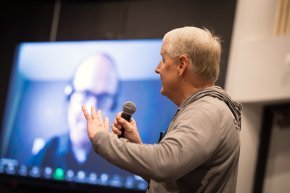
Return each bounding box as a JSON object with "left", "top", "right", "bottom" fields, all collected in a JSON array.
[
  {"left": 0, "top": 0, "right": 54, "bottom": 129},
  {"left": 56, "top": 0, "right": 236, "bottom": 86},
  {"left": 122, "top": 0, "right": 236, "bottom": 86},
  {"left": 57, "top": 1, "right": 128, "bottom": 40}
]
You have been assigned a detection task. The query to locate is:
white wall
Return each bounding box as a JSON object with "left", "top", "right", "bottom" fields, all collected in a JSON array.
[
  {"left": 225, "top": 0, "right": 290, "bottom": 192},
  {"left": 226, "top": 0, "right": 290, "bottom": 103}
]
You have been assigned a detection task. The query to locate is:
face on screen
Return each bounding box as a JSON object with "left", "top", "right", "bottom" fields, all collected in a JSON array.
[{"left": 67, "top": 54, "right": 119, "bottom": 147}]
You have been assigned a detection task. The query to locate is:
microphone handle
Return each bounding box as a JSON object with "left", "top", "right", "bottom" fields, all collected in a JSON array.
[{"left": 119, "top": 112, "right": 131, "bottom": 138}]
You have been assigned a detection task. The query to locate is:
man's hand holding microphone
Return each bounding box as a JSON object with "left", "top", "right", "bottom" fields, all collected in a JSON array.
[{"left": 82, "top": 101, "right": 142, "bottom": 144}]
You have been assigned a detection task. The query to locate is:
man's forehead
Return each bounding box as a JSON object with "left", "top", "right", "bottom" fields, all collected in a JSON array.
[{"left": 160, "top": 42, "right": 167, "bottom": 55}]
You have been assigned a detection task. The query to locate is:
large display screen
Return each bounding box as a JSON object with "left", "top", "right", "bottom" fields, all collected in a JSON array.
[{"left": 0, "top": 40, "right": 177, "bottom": 191}]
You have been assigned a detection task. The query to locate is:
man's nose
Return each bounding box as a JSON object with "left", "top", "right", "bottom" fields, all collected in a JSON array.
[{"left": 155, "top": 62, "right": 161, "bottom": 74}]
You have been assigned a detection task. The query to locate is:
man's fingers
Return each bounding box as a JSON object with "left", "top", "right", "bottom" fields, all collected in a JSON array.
[
  {"left": 91, "top": 106, "right": 98, "bottom": 119},
  {"left": 82, "top": 106, "right": 91, "bottom": 120},
  {"left": 113, "top": 119, "right": 122, "bottom": 129},
  {"left": 104, "top": 117, "right": 109, "bottom": 132},
  {"left": 91, "top": 106, "right": 104, "bottom": 121},
  {"left": 116, "top": 116, "right": 133, "bottom": 132},
  {"left": 97, "top": 110, "right": 102, "bottom": 119},
  {"left": 112, "top": 126, "right": 121, "bottom": 135}
]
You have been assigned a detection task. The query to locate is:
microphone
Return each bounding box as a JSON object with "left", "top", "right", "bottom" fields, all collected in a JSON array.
[{"left": 119, "top": 101, "right": 136, "bottom": 138}]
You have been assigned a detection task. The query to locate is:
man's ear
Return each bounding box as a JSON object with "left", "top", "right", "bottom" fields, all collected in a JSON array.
[{"left": 177, "top": 55, "right": 189, "bottom": 76}]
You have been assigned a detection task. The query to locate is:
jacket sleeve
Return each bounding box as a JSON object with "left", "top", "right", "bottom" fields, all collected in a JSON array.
[{"left": 92, "top": 99, "right": 223, "bottom": 182}]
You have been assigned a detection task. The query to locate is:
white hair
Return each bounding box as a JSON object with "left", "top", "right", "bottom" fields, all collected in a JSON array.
[{"left": 163, "top": 26, "right": 221, "bottom": 82}]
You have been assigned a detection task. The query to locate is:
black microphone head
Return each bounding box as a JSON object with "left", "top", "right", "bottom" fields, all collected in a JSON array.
[{"left": 122, "top": 101, "right": 136, "bottom": 115}]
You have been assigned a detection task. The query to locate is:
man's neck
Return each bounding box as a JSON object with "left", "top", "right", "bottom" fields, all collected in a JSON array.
[{"left": 175, "top": 82, "right": 215, "bottom": 107}]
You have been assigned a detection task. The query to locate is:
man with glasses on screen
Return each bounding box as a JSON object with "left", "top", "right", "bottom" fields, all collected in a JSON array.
[
  {"left": 30, "top": 53, "right": 130, "bottom": 181},
  {"left": 82, "top": 26, "right": 242, "bottom": 193}
]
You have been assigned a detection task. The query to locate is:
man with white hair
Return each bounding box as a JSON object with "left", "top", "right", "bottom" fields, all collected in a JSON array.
[{"left": 82, "top": 26, "right": 242, "bottom": 193}]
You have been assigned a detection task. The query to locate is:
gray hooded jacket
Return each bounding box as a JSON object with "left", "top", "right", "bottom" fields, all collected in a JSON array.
[{"left": 92, "top": 86, "right": 242, "bottom": 193}]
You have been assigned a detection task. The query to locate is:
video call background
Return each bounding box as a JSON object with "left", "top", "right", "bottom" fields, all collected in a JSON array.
[{"left": 0, "top": 40, "right": 177, "bottom": 168}]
